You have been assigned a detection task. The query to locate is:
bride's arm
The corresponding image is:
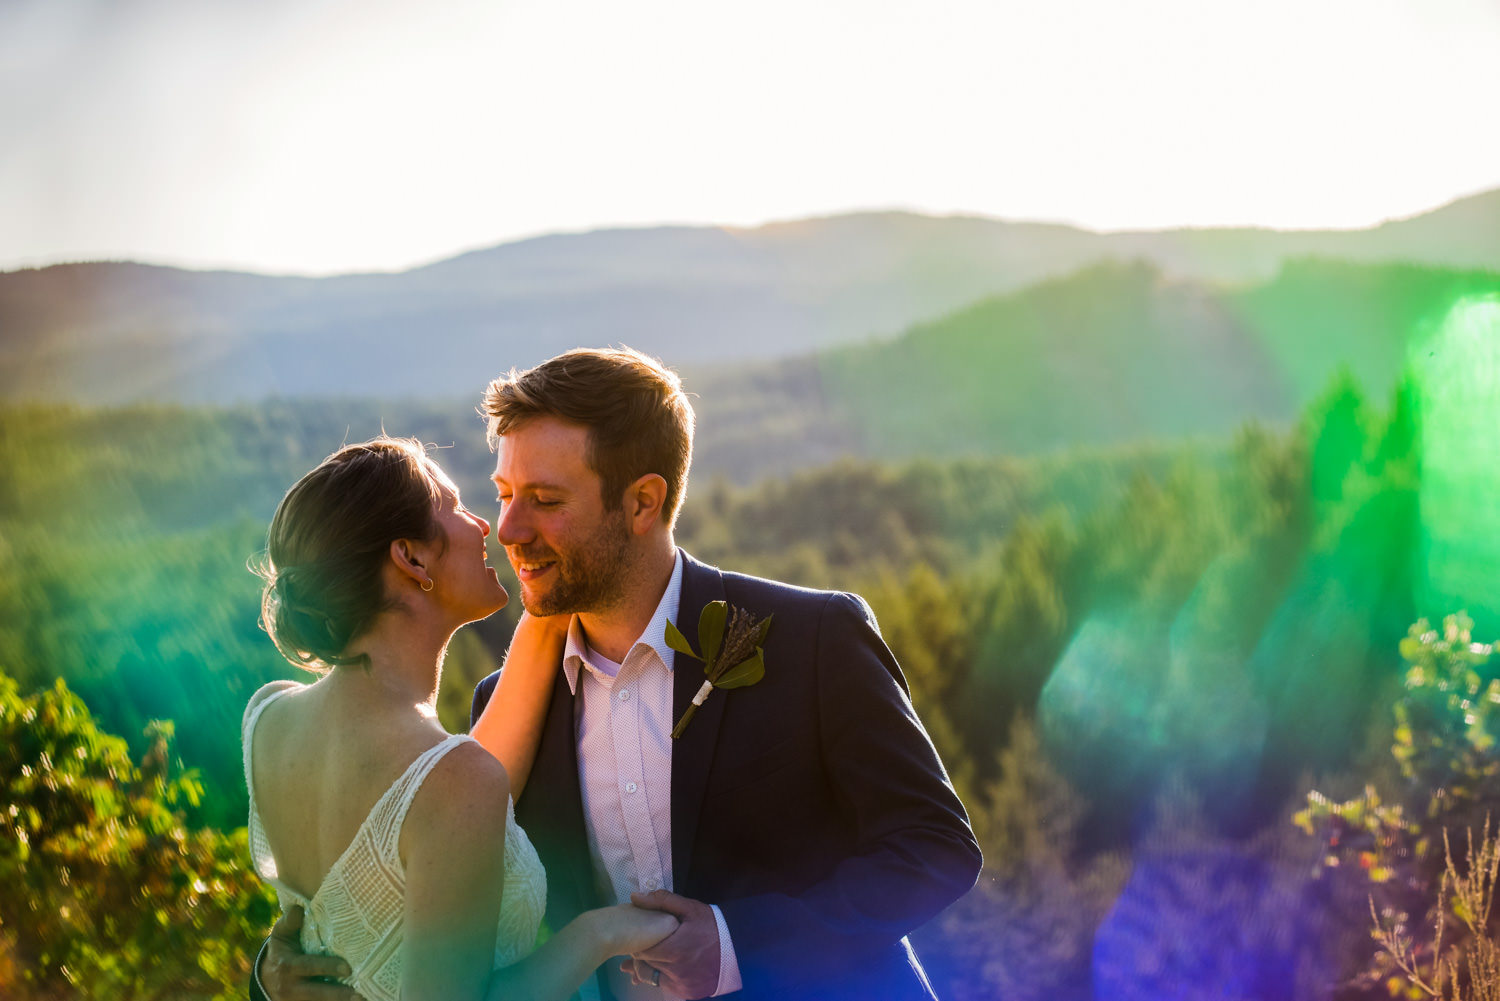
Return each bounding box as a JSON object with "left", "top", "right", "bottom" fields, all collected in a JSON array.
[
  {"left": 400, "top": 742, "right": 677, "bottom": 1001},
  {"left": 469, "top": 612, "right": 569, "bottom": 799},
  {"left": 482, "top": 905, "right": 678, "bottom": 1001},
  {"left": 401, "top": 743, "right": 513, "bottom": 1001}
]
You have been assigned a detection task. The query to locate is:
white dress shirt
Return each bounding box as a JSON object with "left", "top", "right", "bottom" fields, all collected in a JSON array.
[{"left": 563, "top": 551, "right": 742, "bottom": 1001}]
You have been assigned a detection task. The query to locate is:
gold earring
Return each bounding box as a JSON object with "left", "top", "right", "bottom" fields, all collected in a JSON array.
[{"left": 420, "top": 578, "right": 434, "bottom": 592}]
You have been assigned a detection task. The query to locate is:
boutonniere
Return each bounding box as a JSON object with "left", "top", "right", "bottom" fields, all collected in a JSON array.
[{"left": 665, "top": 601, "right": 773, "bottom": 739}]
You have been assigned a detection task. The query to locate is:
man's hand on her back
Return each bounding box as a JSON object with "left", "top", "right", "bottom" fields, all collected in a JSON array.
[{"left": 260, "top": 905, "right": 362, "bottom": 1001}]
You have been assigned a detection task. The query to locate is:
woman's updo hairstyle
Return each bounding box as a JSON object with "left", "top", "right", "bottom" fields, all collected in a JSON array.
[{"left": 255, "top": 436, "right": 443, "bottom": 671}]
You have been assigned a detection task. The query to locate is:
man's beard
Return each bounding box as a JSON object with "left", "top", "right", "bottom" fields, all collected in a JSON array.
[{"left": 514, "top": 509, "right": 631, "bottom": 617}]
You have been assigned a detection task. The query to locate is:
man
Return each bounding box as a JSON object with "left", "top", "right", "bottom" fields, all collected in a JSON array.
[{"left": 256, "top": 347, "right": 980, "bottom": 1000}]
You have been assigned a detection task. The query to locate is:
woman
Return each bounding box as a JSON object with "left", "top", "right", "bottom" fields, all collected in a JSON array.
[{"left": 243, "top": 436, "right": 675, "bottom": 1001}]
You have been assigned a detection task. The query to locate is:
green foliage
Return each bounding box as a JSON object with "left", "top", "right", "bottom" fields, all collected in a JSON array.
[
  {"left": 0, "top": 668, "right": 276, "bottom": 999},
  {"left": 961, "top": 514, "right": 1075, "bottom": 776},
  {"left": 1392, "top": 617, "right": 1500, "bottom": 800},
  {"left": 1307, "top": 371, "right": 1375, "bottom": 510},
  {"left": 1296, "top": 614, "right": 1500, "bottom": 997},
  {"left": 1079, "top": 456, "right": 1243, "bottom": 614},
  {"left": 862, "top": 562, "right": 984, "bottom": 798},
  {"left": 675, "top": 445, "right": 1195, "bottom": 588}
]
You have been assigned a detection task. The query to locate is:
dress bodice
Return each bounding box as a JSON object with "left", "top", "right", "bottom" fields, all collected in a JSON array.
[{"left": 243, "top": 685, "right": 547, "bottom": 1001}]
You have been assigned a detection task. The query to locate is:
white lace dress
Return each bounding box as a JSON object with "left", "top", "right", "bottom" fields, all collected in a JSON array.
[{"left": 244, "top": 687, "right": 547, "bottom": 1001}]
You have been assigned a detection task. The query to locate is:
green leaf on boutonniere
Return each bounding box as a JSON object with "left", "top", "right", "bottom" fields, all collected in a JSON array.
[
  {"left": 715, "top": 648, "right": 765, "bottom": 689},
  {"left": 665, "top": 618, "right": 700, "bottom": 661},
  {"left": 668, "top": 601, "right": 773, "bottom": 739},
  {"left": 698, "top": 601, "right": 727, "bottom": 667}
]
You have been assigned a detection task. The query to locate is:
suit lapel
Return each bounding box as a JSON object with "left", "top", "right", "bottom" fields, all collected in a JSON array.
[
  {"left": 518, "top": 667, "right": 594, "bottom": 923},
  {"left": 670, "top": 552, "right": 729, "bottom": 890}
]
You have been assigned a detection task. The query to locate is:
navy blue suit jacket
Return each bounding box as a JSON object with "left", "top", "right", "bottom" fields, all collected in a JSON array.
[{"left": 470, "top": 551, "right": 981, "bottom": 1001}]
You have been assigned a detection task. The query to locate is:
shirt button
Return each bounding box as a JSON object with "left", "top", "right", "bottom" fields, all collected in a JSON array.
[
  {"left": 643, "top": 879, "right": 659, "bottom": 891},
  {"left": 618, "top": 688, "right": 630, "bottom": 702},
  {"left": 625, "top": 781, "right": 638, "bottom": 794}
]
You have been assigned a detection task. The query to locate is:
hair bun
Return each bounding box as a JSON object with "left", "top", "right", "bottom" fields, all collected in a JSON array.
[{"left": 255, "top": 436, "right": 442, "bottom": 673}]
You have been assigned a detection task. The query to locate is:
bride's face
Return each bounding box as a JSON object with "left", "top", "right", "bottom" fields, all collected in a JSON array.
[{"left": 426, "top": 466, "right": 509, "bottom": 623}]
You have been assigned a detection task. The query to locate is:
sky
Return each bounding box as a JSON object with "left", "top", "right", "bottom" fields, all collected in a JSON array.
[{"left": 3, "top": 0, "right": 1498, "bottom": 276}]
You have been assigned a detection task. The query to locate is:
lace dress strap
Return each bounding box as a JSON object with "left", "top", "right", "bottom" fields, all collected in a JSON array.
[
  {"left": 362, "top": 734, "right": 476, "bottom": 862},
  {"left": 242, "top": 683, "right": 301, "bottom": 885}
]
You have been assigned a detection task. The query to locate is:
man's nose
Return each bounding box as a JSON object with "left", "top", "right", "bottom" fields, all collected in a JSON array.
[{"left": 495, "top": 502, "right": 528, "bottom": 545}]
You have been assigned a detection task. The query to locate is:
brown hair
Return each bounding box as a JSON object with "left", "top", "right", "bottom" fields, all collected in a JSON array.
[
  {"left": 481, "top": 347, "right": 695, "bottom": 524},
  {"left": 254, "top": 436, "right": 443, "bottom": 671}
]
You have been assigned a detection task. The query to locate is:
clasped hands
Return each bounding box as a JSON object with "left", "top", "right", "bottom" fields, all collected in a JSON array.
[
  {"left": 621, "top": 889, "right": 721, "bottom": 998},
  {"left": 260, "top": 889, "right": 722, "bottom": 1001}
]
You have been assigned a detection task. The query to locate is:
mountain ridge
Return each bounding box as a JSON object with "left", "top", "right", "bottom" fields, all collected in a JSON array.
[{"left": 2, "top": 188, "right": 1498, "bottom": 405}]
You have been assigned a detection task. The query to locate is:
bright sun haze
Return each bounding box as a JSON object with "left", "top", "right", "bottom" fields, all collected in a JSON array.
[{"left": 2, "top": 0, "right": 1498, "bottom": 275}]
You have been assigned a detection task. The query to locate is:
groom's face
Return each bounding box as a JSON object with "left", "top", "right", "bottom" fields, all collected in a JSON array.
[{"left": 491, "top": 416, "right": 630, "bottom": 616}]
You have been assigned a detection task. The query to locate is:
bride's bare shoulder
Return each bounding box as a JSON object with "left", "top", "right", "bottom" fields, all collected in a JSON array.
[
  {"left": 426, "top": 739, "right": 511, "bottom": 804},
  {"left": 403, "top": 740, "right": 512, "bottom": 853},
  {"left": 242, "top": 679, "right": 306, "bottom": 729}
]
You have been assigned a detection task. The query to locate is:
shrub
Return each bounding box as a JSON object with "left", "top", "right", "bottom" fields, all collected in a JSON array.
[
  {"left": 0, "top": 669, "right": 276, "bottom": 999},
  {"left": 1296, "top": 614, "right": 1500, "bottom": 997},
  {"left": 1371, "top": 821, "right": 1500, "bottom": 1001}
]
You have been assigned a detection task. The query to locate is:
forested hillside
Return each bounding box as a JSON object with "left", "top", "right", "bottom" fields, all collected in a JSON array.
[
  {"left": 0, "top": 397, "right": 1209, "bottom": 828},
  {"left": 811, "top": 258, "right": 1500, "bottom": 463},
  {"left": 4, "top": 269, "right": 1500, "bottom": 996},
  {"left": 7, "top": 290, "right": 1498, "bottom": 821},
  {"left": 8, "top": 302, "right": 1500, "bottom": 995}
]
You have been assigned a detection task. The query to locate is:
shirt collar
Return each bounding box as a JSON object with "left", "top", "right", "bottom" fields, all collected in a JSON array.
[{"left": 562, "top": 549, "right": 684, "bottom": 695}]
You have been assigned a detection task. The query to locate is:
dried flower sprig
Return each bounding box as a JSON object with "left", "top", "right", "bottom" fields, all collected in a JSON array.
[{"left": 666, "top": 601, "right": 772, "bottom": 739}]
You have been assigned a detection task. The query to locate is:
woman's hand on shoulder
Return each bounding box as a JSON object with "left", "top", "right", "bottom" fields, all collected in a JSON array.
[
  {"left": 521, "top": 609, "right": 573, "bottom": 642},
  {"left": 507, "top": 610, "right": 572, "bottom": 663},
  {"left": 471, "top": 612, "right": 570, "bottom": 799}
]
